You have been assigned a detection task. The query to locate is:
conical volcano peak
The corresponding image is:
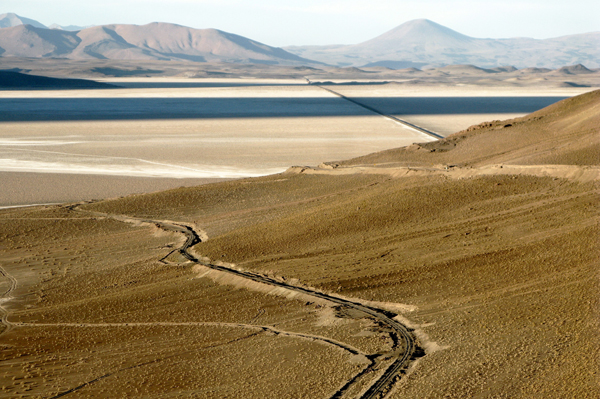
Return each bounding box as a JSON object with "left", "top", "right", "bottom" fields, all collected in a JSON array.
[{"left": 361, "top": 18, "right": 473, "bottom": 46}]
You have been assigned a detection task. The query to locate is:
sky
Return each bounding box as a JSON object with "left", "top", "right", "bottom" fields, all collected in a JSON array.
[{"left": 4, "top": 0, "right": 599, "bottom": 47}]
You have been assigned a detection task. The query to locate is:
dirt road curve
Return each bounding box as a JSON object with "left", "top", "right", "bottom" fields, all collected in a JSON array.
[{"left": 72, "top": 206, "right": 420, "bottom": 399}]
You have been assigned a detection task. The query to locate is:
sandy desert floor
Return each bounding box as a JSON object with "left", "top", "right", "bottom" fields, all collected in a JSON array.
[{"left": 1, "top": 167, "right": 597, "bottom": 398}]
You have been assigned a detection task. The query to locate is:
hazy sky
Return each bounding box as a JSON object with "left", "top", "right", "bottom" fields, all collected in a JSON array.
[{"left": 4, "top": 0, "right": 599, "bottom": 46}]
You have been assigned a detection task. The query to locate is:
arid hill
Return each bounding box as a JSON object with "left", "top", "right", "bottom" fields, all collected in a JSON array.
[
  {"left": 2, "top": 13, "right": 599, "bottom": 69},
  {"left": 0, "top": 12, "right": 86, "bottom": 31},
  {"left": 0, "top": 91, "right": 598, "bottom": 398}
]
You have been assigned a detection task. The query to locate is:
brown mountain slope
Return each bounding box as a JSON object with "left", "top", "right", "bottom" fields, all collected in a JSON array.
[
  {"left": 338, "top": 89, "right": 600, "bottom": 167},
  {"left": 73, "top": 90, "right": 599, "bottom": 397},
  {"left": 80, "top": 169, "right": 598, "bottom": 398}
]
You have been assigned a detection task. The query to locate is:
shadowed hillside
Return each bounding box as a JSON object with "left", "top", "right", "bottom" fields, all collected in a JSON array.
[{"left": 0, "top": 70, "right": 114, "bottom": 89}]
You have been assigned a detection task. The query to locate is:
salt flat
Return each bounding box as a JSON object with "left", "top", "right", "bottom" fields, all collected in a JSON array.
[
  {"left": 326, "top": 84, "right": 592, "bottom": 135},
  {"left": 0, "top": 79, "right": 591, "bottom": 206}
]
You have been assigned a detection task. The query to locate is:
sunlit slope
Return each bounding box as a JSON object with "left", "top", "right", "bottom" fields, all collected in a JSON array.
[
  {"left": 339, "top": 89, "right": 600, "bottom": 167},
  {"left": 1, "top": 89, "right": 596, "bottom": 397},
  {"left": 124, "top": 175, "right": 597, "bottom": 398},
  {"left": 80, "top": 90, "right": 600, "bottom": 397},
  {"left": 187, "top": 96, "right": 598, "bottom": 398}
]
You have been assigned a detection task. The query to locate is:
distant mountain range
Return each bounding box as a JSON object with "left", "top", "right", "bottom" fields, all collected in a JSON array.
[
  {"left": 285, "top": 19, "right": 600, "bottom": 69},
  {"left": 0, "top": 13, "right": 94, "bottom": 31},
  {"left": 0, "top": 13, "right": 598, "bottom": 69},
  {"left": 0, "top": 13, "right": 317, "bottom": 65}
]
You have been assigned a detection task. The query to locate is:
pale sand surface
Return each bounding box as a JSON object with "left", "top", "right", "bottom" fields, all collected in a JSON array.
[
  {"left": 0, "top": 116, "right": 430, "bottom": 176},
  {"left": 311, "top": 85, "right": 593, "bottom": 97},
  {"left": 0, "top": 82, "right": 435, "bottom": 206},
  {"left": 0, "top": 172, "right": 226, "bottom": 207}
]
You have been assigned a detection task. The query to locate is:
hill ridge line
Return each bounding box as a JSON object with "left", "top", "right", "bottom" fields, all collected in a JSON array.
[{"left": 288, "top": 163, "right": 600, "bottom": 183}]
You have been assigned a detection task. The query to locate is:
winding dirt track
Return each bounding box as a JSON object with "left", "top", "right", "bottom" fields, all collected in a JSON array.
[{"left": 72, "top": 206, "right": 419, "bottom": 399}]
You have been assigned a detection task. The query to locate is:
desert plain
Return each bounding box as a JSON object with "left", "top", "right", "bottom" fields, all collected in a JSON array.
[
  {"left": 1, "top": 64, "right": 593, "bottom": 207},
  {"left": 0, "top": 60, "right": 599, "bottom": 398}
]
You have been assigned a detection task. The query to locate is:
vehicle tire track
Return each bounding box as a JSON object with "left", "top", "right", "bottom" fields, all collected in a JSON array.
[
  {"left": 0, "top": 264, "right": 17, "bottom": 336},
  {"left": 16, "top": 321, "right": 371, "bottom": 359}
]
